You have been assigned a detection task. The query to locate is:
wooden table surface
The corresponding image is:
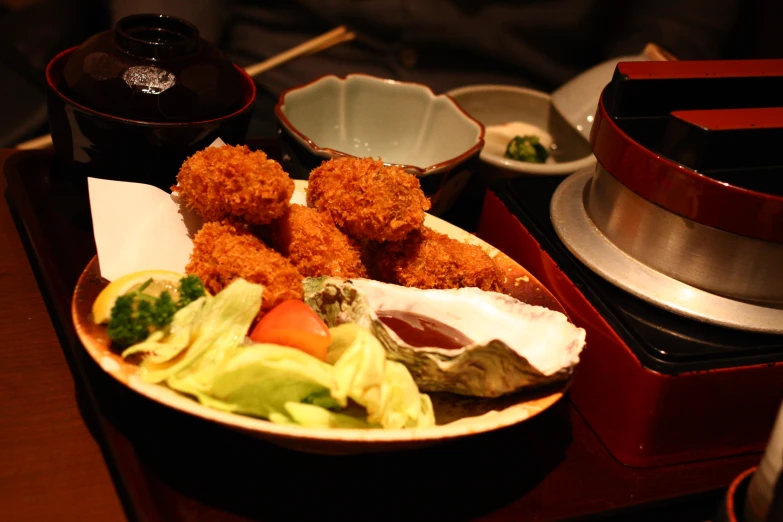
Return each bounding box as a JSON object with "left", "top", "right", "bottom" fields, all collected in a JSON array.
[
  {"left": 0, "top": 147, "right": 762, "bottom": 522},
  {"left": 0, "top": 149, "right": 125, "bottom": 521}
]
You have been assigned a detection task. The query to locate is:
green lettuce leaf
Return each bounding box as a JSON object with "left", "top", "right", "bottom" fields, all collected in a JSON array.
[
  {"left": 168, "top": 323, "right": 434, "bottom": 429},
  {"left": 329, "top": 323, "right": 386, "bottom": 411},
  {"left": 192, "top": 344, "right": 335, "bottom": 419},
  {"left": 380, "top": 360, "right": 436, "bottom": 429},
  {"left": 139, "top": 279, "right": 263, "bottom": 384},
  {"left": 328, "top": 323, "right": 435, "bottom": 429},
  {"left": 301, "top": 389, "right": 341, "bottom": 410},
  {"left": 281, "top": 402, "right": 375, "bottom": 429},
  {"left": 121, "top": 278, "right": 435, "bottom": 430}
]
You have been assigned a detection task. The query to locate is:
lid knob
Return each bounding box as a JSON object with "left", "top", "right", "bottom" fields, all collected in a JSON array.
[{"left": 114, "top": 14, "right": 199, "bottom": 61}]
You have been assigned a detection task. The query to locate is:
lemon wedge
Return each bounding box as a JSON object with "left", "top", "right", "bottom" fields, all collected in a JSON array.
[{"left": 92, "top": 270, "right": 186, "bottom": 325}]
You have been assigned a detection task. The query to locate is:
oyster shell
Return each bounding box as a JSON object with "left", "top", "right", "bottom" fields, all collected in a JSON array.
[{"left": 303, "top": 277, "right": 586, "bottom": 398}]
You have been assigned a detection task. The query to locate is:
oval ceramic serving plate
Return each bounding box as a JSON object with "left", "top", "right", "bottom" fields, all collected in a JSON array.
[{"left": 72, "top": 182, "right": 570, "bottom": 455}]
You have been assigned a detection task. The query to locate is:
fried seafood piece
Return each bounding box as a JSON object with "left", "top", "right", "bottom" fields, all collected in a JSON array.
[
  {"left": 264, "top": 204, "right": 369, "bottom": 278},
  {"left": 367, "top": 227, "right": 504, "bottom": 292},
  {"left": 176, "top": 144, "right": 294, "bottom": 225},
  {"left": 306, "top": 157, "right": 430, "bottom": 242},
  {"left": 186, "top": 221, "right": 303, "bottom": 312}
]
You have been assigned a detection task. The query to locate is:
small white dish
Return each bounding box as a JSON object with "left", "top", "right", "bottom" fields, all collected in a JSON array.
[
  {"left": 447, "top": 84, "right": 595, "bottom": 176},
  {"left": 447, "top": 48, "right": 661, "bottom": 177}
]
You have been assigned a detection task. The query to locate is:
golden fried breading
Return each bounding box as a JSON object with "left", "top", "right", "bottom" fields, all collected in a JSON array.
[
  {"left": 186, "top": 221, "right": 303, "bottom": 312},
  {"left": 367, "top": 227, "right": 503, "bottom": 292},
  {"left": 306, "top": 157, "right": 430, "bottom": 242},
  {"left": 263, "top": 204, "right": 368, "bottom": 279},
  {"left": 176, "top": 145, "right": 294, "bottom": 225}
]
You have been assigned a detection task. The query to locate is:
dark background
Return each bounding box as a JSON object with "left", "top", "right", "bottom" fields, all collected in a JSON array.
[
  {"left": 1, "top": 0, "right": 781, "bottom": 147},
  {"left": 1, "top": 2, "right": 780, "bottom": 520}
]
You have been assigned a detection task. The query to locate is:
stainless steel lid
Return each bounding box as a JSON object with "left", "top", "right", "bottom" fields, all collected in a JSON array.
[{"left": 550, "top": 168, "right": 783, "bottom": 334}]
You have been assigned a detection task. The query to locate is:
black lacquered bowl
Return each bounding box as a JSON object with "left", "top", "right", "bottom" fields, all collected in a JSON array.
[{"left": 45, "top": 14, "right": 257, "bottom": 190}]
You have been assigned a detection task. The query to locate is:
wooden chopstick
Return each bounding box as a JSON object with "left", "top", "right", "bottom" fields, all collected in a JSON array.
[
  {"left": 15, "top": 134, "right": 55, "bottom": 150},
  {"left": 13, "top": 25, "right": 357, "bottom": 150},
  {"left": 244, "top": 25, "right": 356, "bottom": 77},
  {"left": 643, "top": 43, "right": 679, "bottom": 62}
]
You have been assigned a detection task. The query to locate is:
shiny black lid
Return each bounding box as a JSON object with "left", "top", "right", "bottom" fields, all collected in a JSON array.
[{"left": 60, "top": 14, "right": 245, "bottom": 122}]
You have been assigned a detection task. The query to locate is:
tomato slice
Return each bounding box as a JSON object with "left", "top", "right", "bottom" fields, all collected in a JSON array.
[{"left": 249, "top": 300, "right": 332, "bottom": 361}]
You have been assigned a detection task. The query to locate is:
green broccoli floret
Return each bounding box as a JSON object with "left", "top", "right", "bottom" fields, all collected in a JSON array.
[
  {"left": 137, "top": 290, "right": 178, "bottom": 329},
  {"left": 178, "top": 275, "right": 206, "bottom": 307},
  {"left": 106, "top": 275, "right": 206, "bottom": 347},
  {"left": 504, "top": 135, "right": 549, "bottom": 163},
  {"left": 107, "top": 294, "right": 151, "bottom": 347}
]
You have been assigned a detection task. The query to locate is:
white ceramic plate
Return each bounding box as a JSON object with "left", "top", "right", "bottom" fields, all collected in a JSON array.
[{"left": 72, "top": 182, "right": 570, "bottom": 455}]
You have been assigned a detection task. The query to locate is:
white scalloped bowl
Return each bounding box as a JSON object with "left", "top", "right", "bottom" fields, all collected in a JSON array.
[{"left": 275, "top": 74, "right": 485, "bottom": 215}]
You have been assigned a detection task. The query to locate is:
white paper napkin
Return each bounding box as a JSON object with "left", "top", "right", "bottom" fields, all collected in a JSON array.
[
  {"left": 88, "top": 177, "right": 203, "bottom": 281},
  {"left": 87, "top": 137, "right": 307, "bottom": 281}
]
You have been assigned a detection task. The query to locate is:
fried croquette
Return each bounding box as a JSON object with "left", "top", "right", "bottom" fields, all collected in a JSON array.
[
  {"left": 176, "top": 145, "right": 294, "bottom": 225},
  {"left": 186, "top": 221, "right": 303, "bottom": 312},
  {"left": 263, "top": 204, "right": 369, "bottom": 279},
  {"left": 307, "top": 157, "right": 430, "bottom": 242},
  {"left": 366, "top": 227, "right": 504, "bottom": 292}
]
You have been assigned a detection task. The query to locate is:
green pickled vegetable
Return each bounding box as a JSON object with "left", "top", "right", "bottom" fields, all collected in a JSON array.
[{"left": 504, "top": 135, "right": 549, "bottom": 163}]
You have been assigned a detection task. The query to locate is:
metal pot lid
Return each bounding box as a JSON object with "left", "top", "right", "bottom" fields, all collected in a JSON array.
[{"left": 550, "top": 169, "right": 783, "bottom": 334}]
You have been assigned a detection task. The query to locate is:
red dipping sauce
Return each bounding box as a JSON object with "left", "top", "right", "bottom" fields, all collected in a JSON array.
[{"left": 376, "top": 310, "right": 473, "bottom": 350}]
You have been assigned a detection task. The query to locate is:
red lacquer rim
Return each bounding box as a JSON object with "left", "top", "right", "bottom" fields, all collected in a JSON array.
[
  {"left": 725, "top": 467, "right": 756, "bottom": 522},
  {"left": 274, "top": 73, "right": 486, "bottom": 176},
  {"left": 617, "top": 59, "right": 783, "bottom": 80},
  {"left": 591, "top": 91, "right": 783, "bottom": 244},
  {"left": 672, "top": 107, "right": 783, "bottom": 131},
  {"left": 45, "top": 47, "right": 257, "bottom": 126}
]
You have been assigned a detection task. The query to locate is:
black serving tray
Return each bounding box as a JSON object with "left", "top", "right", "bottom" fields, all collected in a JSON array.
[{"left": 4, "top": 146, "right": 766, "bottom": 522}]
